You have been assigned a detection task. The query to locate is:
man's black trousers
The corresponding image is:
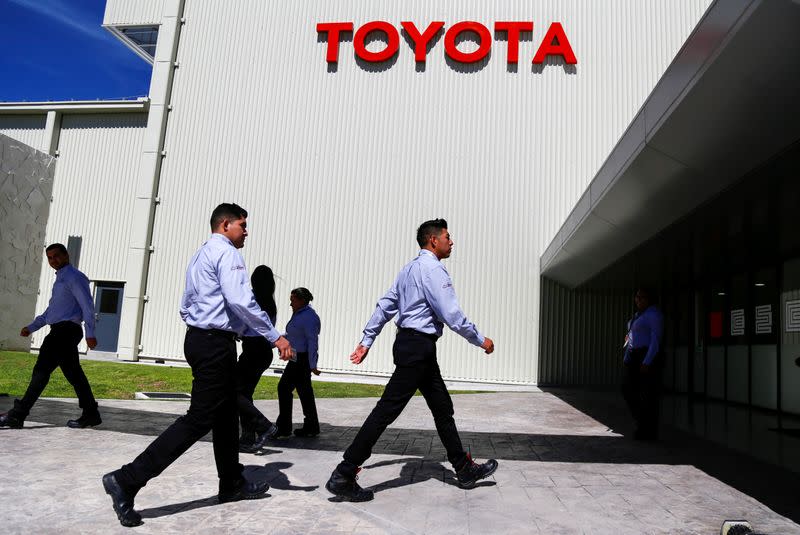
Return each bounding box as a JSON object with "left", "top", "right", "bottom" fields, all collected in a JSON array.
[
  {"left": 236, "top": 336, "right": 274, "bottom": 434},
  {"left": 340, "top": 330, "right": 468, "bottom": 475},
  {"left": 276, "top": 352, "right": 319, "bottom": 433},
  {"left": 116, "top": 328, "right": 243, "bottom": 493},
  {"left": 12, "top": 321, "right": 97, "bottom": 419},
  {"left": 621, "top": 347, "right": 663, "bottom": 434}
]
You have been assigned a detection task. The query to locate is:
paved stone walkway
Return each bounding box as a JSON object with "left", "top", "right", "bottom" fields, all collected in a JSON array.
[{"left": 1, "top": 391, "right": 799, "bottom": 534}]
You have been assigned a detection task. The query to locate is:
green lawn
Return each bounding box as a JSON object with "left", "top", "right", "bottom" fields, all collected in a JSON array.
[{"left": 0, "top": 350, "right": 484, "bottom": 400}]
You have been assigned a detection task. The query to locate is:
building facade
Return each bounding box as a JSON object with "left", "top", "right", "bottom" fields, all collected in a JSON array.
[{"left": 3, "top": 1, "right": 797, "bottom": 399}]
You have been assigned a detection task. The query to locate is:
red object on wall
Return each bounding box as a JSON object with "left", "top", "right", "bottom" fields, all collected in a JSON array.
[
  {"left": 494, "top": 21, "right": 533, "bottom": 64},
  {"left": 444, "top": 21, "right": 492, "bottom": 63},
  {"left": 316, "top": 22, "right": 354, "bottom": 62},
  {"left": 354, "top": 21, "right": 400, "bottom": 62},
  {"left": 532, "top": 22, "right": 578, "bottom": 64},
  {"left": 401, "top": 21, "right": 445, "bottom": 62},
  {"left": 709, "top": 311, "right": 723, "bottom": 338}
]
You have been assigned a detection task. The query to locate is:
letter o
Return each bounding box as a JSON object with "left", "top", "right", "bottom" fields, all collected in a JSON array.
[
  {"left": 354, "top": 21, "right": 400, "bottom": 62},
  {"left": 444, "top": 21, "right": 491, "bottom": 63}
]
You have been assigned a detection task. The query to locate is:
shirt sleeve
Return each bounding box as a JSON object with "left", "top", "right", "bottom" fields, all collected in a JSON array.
[
  {"left": 69, "top": 273, "right": 96, "bottom": 338},
  {"left": 27, "top": 312, "right": 48, "bottom": 333},
  {"left": 422, "top": 266, "right": 484, "bottom": 346},
  {"left": 360, "top": 278, "right": 400, "bottom": 347},
  {"left": 643, "top": 310, "right": 663, "bottom": 365},
  {"left": 306, "top": 311, "right": 321, "bottom": 369},
  {"left": 218, "top": 249, "right": 280, "bottom": 343}
]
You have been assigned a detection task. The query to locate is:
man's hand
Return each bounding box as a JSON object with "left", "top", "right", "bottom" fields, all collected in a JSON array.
[
  {"left": 640, "top": 363, "right": 651, "bottom": 373},
  {"left": 86, "top": 337, "right": 98, "bottom": 350},
  {"left": 20, "top": 327, "right": 31, "bottom": 337},
  {"left": 311, "top": 368, "right": 321, "bottom": 376},
  {"left": 274, "top": 336, "right": 294, "bottom": 361},
  {"left": 350, "top": 344, "right": 369, "bottom": 365},
  {"left": 481, "top": 337, "right": 495, "bottom": 354}
]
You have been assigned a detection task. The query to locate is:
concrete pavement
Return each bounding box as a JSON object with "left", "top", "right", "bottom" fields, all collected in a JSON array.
[{"left": 1, "top": 390, "right": 799, "bottom": 534}]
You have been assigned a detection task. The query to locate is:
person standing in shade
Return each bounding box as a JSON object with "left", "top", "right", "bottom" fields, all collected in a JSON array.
[
  {"left": 101, "top": 203, "right": 294, "bottom": 528},
  {"left": 237, "top": 265, "right": 280, "bottom": 452},
  {"left": 621, "top": 287, "right": 664, "bottom": 441},
  {"left": 275, "top": 287, "right": 321, "bottom": 438},
  {"left": 0, "top": 243, "right": 101, "bottom": 429},
  {"left": 326, "top": 219, "right": 498, "bottom": 502}
]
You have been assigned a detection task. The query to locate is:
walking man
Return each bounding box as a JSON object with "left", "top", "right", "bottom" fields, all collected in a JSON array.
[
  {"left": 326, "top": 218, "right": 498, "bottom": 502},
  {"left": 102, "top": 203, "right": 293, "bottom": 527},
  {"left": 0, "top": 243, "right": 101, "bottom": 429}
]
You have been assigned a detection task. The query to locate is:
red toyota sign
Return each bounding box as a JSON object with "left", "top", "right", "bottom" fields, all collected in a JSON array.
[{"left": 317, "top": 21, "right": 577, "bottom": 66}]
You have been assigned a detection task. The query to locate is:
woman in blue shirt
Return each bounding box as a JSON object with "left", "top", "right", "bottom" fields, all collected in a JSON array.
[{"left": 276, "top": 287, "right": 321, "bottom": 437}]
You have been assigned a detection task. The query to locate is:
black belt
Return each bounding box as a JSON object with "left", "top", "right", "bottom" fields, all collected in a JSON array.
[
  {"left": 50, "top": 321, "right": 79, "bottom": 329},
  {"left": 397, "top": 327, "right": 439, "bottom": 342},
  {"left": 187, "top": 326, "right": 239, "bottom": 341}
]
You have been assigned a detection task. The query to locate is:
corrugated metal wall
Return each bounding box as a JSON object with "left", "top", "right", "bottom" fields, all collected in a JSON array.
[
  {"left": 0, "top": 115, "right": 46, "bottom": 153},
  {"left": 30, "top": 113, "right": 148, "bottom": 349},
  {"left": 133, "top": 0, "right": 710, "bottom": 383},
  {"left": 538, "top": 276, "right": 632, "bottom": 385},
  {"left": 103, "top": 0, "right": 165, "bottom": 26}
]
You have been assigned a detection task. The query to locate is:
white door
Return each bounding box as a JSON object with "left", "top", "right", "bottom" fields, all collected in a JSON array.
[{"left": 93, "top": 283, "right": 123, "bottom": 352}]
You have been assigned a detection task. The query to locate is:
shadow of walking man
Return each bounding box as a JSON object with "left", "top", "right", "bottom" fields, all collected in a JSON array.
[{"left": 362, "top": 457, "right": 496, "bottom": 494}]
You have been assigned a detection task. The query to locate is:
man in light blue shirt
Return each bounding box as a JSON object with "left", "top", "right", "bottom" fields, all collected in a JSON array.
[
  {"left": 621, "top": 287, "right": 665, "bottom": 441},
  {"left": 326, "top": 219, "right": 498, "bottom": 502},
  {"left": 102, "top": 203, "right": 293, "bottom": 527},
  {"left": 1, "top": 243, "right": 101, "bottom": 430}
]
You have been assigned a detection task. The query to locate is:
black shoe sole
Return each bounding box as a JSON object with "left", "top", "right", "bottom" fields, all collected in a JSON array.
[
  {"left": 218, "top": 489, "right": 269, "bottom": 503},
  {"left": 325, "top": 480, "right": 374, "bottom": 502},
  {"left": 457, "top": 462, "right": 499, "bottom": 489},
  {"left": 102, "top": 474, "right": 143, "bottom": 527}
]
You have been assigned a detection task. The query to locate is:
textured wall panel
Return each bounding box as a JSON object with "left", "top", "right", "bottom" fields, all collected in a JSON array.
[
  {"left": 0, "top": 134, "right": 55, "bottom": 350},
  {"left": 0, "top": 116, "right": 47, "bottom": 153},
  {"left": 30, "top": 113, "right": 147, "bottom": 349},
  {"left": 138, "top": 0, "right": 711, "bottom": 383},
  {"left": 104, "top": 0, "right": 165, "bottom": 26}
]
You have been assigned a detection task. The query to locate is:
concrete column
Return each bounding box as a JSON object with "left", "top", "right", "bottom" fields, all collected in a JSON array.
[
  {"left": 43, "top": 110, "right": 61, "bottom": 156},
  {"left": 117, "top": 0, "right": 185, "bottom": 361}
]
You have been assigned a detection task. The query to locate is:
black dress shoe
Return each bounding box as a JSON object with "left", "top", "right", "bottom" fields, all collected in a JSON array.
[
  {"left": 0, "top": 412, "right": 23, "bottom": 428},
  {"left": 67, "top": 412, "right": 102, "bottom": 428},
  {"left": 293, "top": 426, "right": 320, "bottom": 438},
  {"left": 325, "top": 468, "right": 374, "bottom": 502},
  {"left": 252, "top": 423, "right": 279, "bottom": 448},
  {"left": 218, "top": 478, "right": 270, "bottom": 503},
  {"left": 102, "top": 472, "right": 142, "bottom": 527},
  {"left": 455, "top": 455, "right": 498, "bottom": 489}
]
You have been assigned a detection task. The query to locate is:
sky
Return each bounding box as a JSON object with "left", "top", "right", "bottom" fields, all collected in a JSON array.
[{"left": 0, "top": 0, "right": 152, "bottom": 102}]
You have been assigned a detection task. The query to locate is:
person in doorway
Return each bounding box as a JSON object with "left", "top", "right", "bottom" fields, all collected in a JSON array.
[
  {"left": 275, "top": 287, "right": 321, "bottom": 438},
  {"left": 237, "top": 265, "right": 280, "bottom": 452},
  {"left": 325, "top": 218, "right": 498, "bottom": 502},
  {"left": 621, "top": 287, "right": 664, "bottom": 441},
  {"left": 101, "top": 203, "right": 294, "bottom": 527},
  {"left": 0, "top": 243, "right": 101, "bottom": 429}
]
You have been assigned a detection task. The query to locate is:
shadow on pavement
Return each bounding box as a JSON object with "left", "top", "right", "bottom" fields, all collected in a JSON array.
[
  {"left": 541, "top": 387, "right": 800, "bottom": 526},
  {"left": 5, "top": 397, "right": 800, "bottom": 524}
]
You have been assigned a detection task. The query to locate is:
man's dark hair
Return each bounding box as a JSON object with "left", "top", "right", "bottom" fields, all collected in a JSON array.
[
  {"left": 416, "top": 218, "right": 448, "bottom": 248},
  {"left": 210, "top": 203, "right": 248, "bottom": 230},
  {"left": 46, "top": 243, "right": 68, "bottom": 254}
]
